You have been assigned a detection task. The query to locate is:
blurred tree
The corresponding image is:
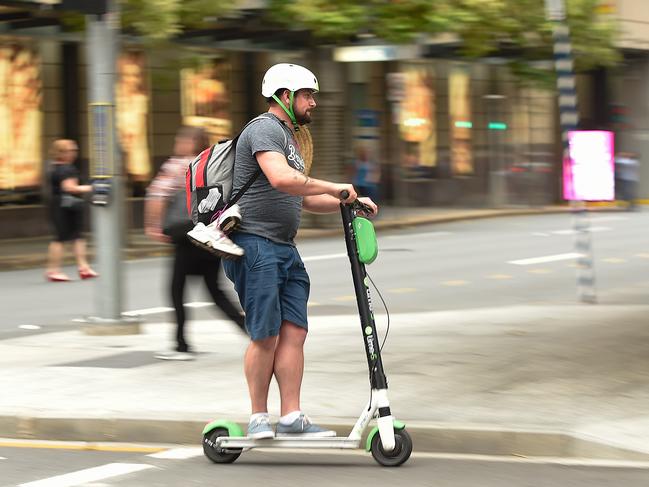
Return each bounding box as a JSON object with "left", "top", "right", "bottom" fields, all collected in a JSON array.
[
  {"left": 268, "top": 0, "right": 618, "bottom": 81},
  {"left": 119, "top": 0, "right": 233, "bottom": 39}
]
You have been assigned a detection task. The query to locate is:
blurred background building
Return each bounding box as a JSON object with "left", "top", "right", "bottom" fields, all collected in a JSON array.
[{"left": 0, "top": 0, "right": 642, "bottom": 239}]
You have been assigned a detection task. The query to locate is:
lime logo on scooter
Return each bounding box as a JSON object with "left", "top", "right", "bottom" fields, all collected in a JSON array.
[
  {"left": 365, "top": 325, "right": 378, "bottom": 361},
  {"left": 365, "top": 327, "right": 377, "bottom": 360},
  {"left": 363, "top": 277, "right": 378, "bottom": 360}
]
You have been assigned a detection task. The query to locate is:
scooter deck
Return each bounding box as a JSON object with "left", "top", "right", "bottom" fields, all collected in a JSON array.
[{"left": 216, "top": 436, "right": 362, "bottom": 450}]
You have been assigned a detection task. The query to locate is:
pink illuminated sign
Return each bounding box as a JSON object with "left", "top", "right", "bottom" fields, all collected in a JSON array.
[{"left": 563, "top": 130, "right": 615, "bottom": 201}]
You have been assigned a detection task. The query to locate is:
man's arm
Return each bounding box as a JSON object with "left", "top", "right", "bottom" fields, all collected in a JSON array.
[
  {"left": 303, "top": 194, "right": 343, "bottom": 214},
  {"left": 304, "top": 195, "right": 379, "bottom": 215},
  {"left": 256, "top": 151, "right": 356, "bottom": 203}
]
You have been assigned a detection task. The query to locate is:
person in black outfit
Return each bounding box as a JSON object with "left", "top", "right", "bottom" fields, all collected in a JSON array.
[
  {"left": 45, "top": 139, "right": 97, "bottom": 282},
  {"left": 145, "top": 126, "right": 245, "bottom": 360}
]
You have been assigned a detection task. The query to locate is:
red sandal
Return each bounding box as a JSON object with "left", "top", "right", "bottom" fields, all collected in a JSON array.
[
  {"left": 78, "top": 268, "right": 99, "bottom": 279},
  {"left": 45, "top": 272, "right": 71, "bottom": 282}
]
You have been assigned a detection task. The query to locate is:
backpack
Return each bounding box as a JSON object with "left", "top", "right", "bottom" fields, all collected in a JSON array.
[{"left": 185, "top": 114, "right": 286, "bottom": 225}]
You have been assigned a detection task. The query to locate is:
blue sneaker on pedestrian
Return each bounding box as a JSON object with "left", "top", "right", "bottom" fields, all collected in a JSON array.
[
  {"left": 247, "top": 415, "right": 274, "bottom": 439},
  {"left": 276, "top": 414, "right": 336, "bottom": 437}
]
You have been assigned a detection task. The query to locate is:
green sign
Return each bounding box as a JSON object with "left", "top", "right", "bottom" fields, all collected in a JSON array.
[
  {"left": 488, "top": 122, "right": 508, "bottom": 130},
  {"left": 454, "top": 121, "right": 473, "bottom": 129}
]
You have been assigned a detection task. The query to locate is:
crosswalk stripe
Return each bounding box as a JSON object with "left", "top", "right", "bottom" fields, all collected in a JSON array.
[
  {"left": 509, "top": 253, "right": 583, "bottom": 266},
  {"left": 18, "top": 463, "right": 155, "bottom": 487},
  {"left": 147, "top": 447, "right": 203, "bottom": 459}
]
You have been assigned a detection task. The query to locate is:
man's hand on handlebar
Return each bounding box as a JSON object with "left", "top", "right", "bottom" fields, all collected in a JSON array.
[
  {"left": 339, "top": 188, "right": 378, "bottom": 218},
  {"left": 357, "top": 197, "right": 378, "bottom": 218},
  {"left": 335, "top": 184, "right": 356, "bottom": 204}
]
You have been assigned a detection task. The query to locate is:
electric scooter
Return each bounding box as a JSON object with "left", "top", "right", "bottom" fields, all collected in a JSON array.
[{"left": 202, "top": 193, "right": 413, "bottom": 467}]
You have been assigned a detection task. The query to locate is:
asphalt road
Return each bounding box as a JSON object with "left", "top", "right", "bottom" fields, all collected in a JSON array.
[
  {"left": 2, "top": 211, "right": 648, "bottom": 336},
  {"left": 3, "top": 442, "right": 649, "bottom": 487}
]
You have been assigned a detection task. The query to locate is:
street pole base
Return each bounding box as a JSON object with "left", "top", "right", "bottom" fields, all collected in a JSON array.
[{"left": 79, "top": 315, "right": 142, "bottom": 336}]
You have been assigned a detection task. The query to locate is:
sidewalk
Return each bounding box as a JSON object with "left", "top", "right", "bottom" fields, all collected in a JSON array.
[
  {"left": 3, "top": 202, "right": 648, "bottom": 459},
  {"left": 2, "top": 305, "right": 649, "bottom": 459},
  {"left": 0, "top": 204, "right": 620, "bottom": 271}
]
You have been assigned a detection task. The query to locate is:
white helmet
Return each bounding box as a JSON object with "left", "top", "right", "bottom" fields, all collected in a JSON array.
[{"left": 261, "top": 63, "right": 319, "bottom": 98}]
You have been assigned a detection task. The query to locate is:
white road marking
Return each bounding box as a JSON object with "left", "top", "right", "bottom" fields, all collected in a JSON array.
[
  {"left": 18, "top": 325, "right": 41, "bottom": 330},
  {"left": 18, "top": 463, "right": 155, "bottom": 487},
  {"left": 147, "top": 447, "right": 203, "bottom": 459},
  {"left": 386, "top": 231, "right": 452, "bottom": 239},
  {"left": 302, "top": 253, "right": 347, "bottom": 262},
  {"left": 509, "top": 253, "right": 584, "bottom": 266},
  {"left": 0, "top": 456, "right": 6, "bottom": 459},
  {"left": 551, "top": 226, "right": 612, "bottom": 236},
  {"left": 532, "top": 226, "right": 611, "bottom": 236},
  {"left": 123, "top": 302, "right": 213, "bottom": 317},
  {"left": 123, "top": 306, "right": 173, "bottom": 317}
]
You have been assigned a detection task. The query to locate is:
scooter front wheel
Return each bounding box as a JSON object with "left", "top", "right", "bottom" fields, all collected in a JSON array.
[
  {"left": 370, "top": 427, "right": 413, "bottom": 467},
  {"left": 203, "top": 427, "right": 242, "bottom": 464}
]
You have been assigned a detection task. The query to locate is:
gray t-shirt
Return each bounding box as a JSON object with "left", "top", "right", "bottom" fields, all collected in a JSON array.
[{"left": 233, "top": 113, "right": 306, "bottom": 245}]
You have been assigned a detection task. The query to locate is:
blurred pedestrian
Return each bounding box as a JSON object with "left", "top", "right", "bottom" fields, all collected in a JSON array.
[
  {"left": 145, "top": 126, "right": 245, "bottom": 361},
  {"left": 45, "top": 139, "right": 97, "bottom": 282},
  {"left": 615, "top": 151, "right": 640, "bottom": 211},
  {"left": 353, "top": 146, "right": 380, "bottom": 202}
]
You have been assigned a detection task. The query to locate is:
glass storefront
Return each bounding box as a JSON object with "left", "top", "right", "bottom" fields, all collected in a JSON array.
[
  {"left": 379, "top": 59, "right": 558, "bottom": 207},
  {"left": 0, "top": 41, "right": 42, "bottom": 193}
]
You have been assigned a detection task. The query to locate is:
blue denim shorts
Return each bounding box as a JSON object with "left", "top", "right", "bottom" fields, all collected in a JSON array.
[{"left": 222, "top": 233, "right": 310, "bottom": 341}]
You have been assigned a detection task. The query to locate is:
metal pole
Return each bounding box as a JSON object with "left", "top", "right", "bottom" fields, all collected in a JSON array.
[
  {"left": 84, "top": 1, "right": 139, "bottom": 333},
  {"left": 545, "top": 0, "right": 597, "bottom": 303}
]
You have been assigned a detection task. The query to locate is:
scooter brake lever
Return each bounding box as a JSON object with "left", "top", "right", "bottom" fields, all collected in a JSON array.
[{"left": 355, "top": 201, "right": 374, "bottom": 216}]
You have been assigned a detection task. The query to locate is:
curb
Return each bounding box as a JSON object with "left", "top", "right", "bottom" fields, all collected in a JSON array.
[
  {"left": 0, "top": 206, "right": 626, "bottom": 271},
  {"left": 1, "top": 415, "right": 648, "bottom": 460}
]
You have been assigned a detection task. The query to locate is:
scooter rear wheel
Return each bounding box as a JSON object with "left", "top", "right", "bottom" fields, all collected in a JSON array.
[
  {"left": 203, "top": 427, "right": 242, "bottom": 464},
  {"left": 370, "top": 427, "right": 413, "bottom": 467}
]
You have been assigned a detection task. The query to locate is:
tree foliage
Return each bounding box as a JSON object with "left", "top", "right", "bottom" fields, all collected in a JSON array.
[
  {"left": 119, "top": 0, "right": 233, "bottom": 39},
  {"left": 115, "top": 0, "right": 617, "bottom": 78},
  {"left": 268, "top": 0, "right": 619, "bottom": 73}
]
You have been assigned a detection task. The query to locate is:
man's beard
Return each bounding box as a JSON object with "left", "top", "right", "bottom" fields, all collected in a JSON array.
[{"left": 295, "top": 109, "right": 312, "bottom": 126}]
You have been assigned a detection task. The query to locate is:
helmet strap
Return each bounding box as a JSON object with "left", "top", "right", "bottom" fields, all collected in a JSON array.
[{"left": 272, "top": 91, "right": 300, "bottom": 131}]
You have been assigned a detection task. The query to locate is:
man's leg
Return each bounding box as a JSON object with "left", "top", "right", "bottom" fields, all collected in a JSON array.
[
  {"left": 274, "top": 320, "right": 307, "bottom": 416},
  {"left": 244, "top": 335, "right": 278, "bottom": 414}
]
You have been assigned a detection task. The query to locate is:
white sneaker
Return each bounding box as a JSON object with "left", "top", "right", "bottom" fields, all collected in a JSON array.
[
  {"left": 155, "top": 351, "right": 195, "bottom": 361},
  {"left": 187, "top": 222, "right": 244, "bottom": 259},
  {"left": 217, "top": 204, "right": 242, "bottom": 233}
]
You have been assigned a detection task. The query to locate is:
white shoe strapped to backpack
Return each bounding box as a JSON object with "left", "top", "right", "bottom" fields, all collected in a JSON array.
[
  {"left": 187, "top": 221, "right": 244, "bottom": 259},
  {"left": 216, "top": 204, "right": 242, "bottom": 233}
]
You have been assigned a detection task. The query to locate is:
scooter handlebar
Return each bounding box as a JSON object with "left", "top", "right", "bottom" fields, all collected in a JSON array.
[{"left": 340, "top": 190, "right": 374, "bottom": 215}]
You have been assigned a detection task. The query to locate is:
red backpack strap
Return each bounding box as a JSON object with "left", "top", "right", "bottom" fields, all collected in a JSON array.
[{"left": 194, "top": 146, "right": 214, "bottom": 188}]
